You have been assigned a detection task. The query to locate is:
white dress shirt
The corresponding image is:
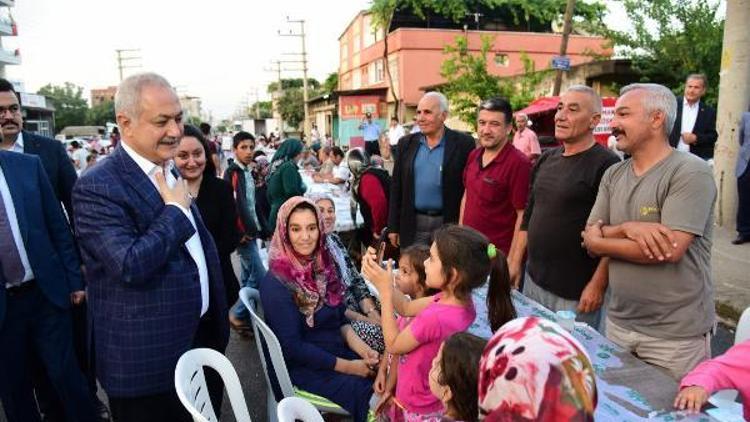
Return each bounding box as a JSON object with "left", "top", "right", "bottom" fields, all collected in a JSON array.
[
  {"left": 121, "top": 141, "right": 210, "bottom": 316},
  {"left": 0, "top": 164, "right": 35, "bottom": 287},
  {"left": 332, "top": 161, "right": 351, "bottom": 182},
  {"left": 678, "top": 99, "right": 700, "bottom": 152},
  {"left": 387, "top": 124, "right": 405, "bottom": 146}
]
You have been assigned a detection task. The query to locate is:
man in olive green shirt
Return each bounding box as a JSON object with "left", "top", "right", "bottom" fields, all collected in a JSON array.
[{"left": 582, "top": 83, "right": 716, "bottom": 380}]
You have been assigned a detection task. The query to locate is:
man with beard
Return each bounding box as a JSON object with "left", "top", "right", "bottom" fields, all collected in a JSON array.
[
  {"left": 520, "top": 86, "right": 620, "bottom": 330},
  {"left": 72, "top": 73, "right": 229, "bottom": 421},
  {"left": 459, "top": 97, "right": 531, "bottom": 287},
  {"left": 582, "top": 83, "right": 716, "bottom": 380}
]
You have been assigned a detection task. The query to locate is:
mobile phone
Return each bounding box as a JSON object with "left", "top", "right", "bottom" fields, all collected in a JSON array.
[{"left": 376, "top": 227, "right": 389, "bottom": 266}]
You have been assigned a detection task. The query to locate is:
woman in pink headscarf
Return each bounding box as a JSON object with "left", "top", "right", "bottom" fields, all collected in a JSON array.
[
  {"left": 478, "top": 316, "right": 597, "bottom": 421},
  {"left": 258, "top": 196, "right": 378, "bottom": 422}
]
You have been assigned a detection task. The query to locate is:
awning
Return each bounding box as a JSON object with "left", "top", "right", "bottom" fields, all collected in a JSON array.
[{"left": 515, "top": 96, "right": 560, "bottom": 116}]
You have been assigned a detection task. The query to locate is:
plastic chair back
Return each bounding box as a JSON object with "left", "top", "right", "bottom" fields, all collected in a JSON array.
[
  {"left": 175, "top": 348, "right": 252, "bottom": 422},
  {"left": 735, "top": 307, "right": 750, "bottom": 344},
  {"left": 277, "top": 397, "right": 325, "bottom": 422}
]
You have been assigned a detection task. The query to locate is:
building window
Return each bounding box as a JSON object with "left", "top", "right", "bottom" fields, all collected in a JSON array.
[
  {"left": 352, "top": 69, "right": 361, "bottom": 89},
  {"left": 368, "top": 60, "right": 384, "bottom": 85},
  {"left": 494, "top": 53, "right": 509, "bottom": 67}
]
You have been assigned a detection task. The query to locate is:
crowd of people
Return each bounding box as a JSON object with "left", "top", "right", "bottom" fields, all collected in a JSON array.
[{"left": 0, "top": 68, "right": 748, "bottom": 422}]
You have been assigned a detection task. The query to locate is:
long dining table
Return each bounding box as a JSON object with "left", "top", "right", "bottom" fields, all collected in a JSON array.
[{"left": 469, "top": 285, "right": 718, "bottom": 421}]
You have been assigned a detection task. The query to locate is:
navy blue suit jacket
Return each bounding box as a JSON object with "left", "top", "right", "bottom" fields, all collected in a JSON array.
[
  {"left": 0, "top": 151, "right": 83, "bottom": 324},
  {"left": 737, "top": 112, "right": 750, "bottom": 177},
  {"left": 22, "top": 131, "right": 78, "bottom": 219},
  {"left": 72, "top": 146, "right": 229, "bottom": 397},
  {"left": 668, "top": 98, "right": 718, "bottom": 160}
]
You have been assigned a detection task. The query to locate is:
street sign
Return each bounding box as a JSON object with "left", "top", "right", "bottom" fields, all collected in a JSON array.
[{"left": 551, "top": 56, "right": 571, "bottom": 71}]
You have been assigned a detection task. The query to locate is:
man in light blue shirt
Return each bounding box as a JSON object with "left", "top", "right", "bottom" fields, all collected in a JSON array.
[{"left": 359, "top": 112, "right": 381, "bottom": 157}]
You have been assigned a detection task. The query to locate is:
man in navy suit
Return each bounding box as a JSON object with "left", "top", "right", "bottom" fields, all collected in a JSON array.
[
  {"left": 668, "top": 74, "right": 718, "bottom": 161},
  {"left": 0, "top": 79, "right": 77, "bottom": 219},
  {"left": 0, "top": 148, "right": 96, "bottom": 421},
  {"left": 0, "top": 79, "right": 106, "bottom": 421},
  {"left": 734, "top": 109, "right": 750, "bottom": 245},
  {"left": 72, "top": 73, "right": 229, "bottom": 422}
]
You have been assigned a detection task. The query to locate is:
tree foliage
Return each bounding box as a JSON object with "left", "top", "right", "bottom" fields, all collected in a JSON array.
[
  {"left": 440, "top": 36, "right": 553, "bottom": 126},
  {"left": 86, "top": 100, "right": 114, "bottom": 126},
  {"left": 250, "top": 101, "right": 273, "bottom": 119},
  {"left": 603, "top": 0, "right": 724, "bottom": 106},
  {"left": 38, "top": 82, "right": 88, "bottom": 131},
  {"left": 267, "top": 78, "right": 320, "bottom": 93},
  {"left": 440, "top": 35, "right": 503, "bottom": 126},
  {"left": 277, "top": 89, "right": 305, "bottom": 129},
  {"left": 322, "top": 72, "right": 339, "bottom": 94}
]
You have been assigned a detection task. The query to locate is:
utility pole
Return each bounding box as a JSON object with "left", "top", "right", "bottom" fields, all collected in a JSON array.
[
  {"left": 552, "top": 0, "right": 576, "bottom": 96},
  {"left": 280, "top": 17, "right": 310, "bottom": 142},
  {"left": 115, "top": 49, "right": 141, "bottom": 81},
  {"left": 264, "top": 61, "right": 285, "bottom": 137},
  {"left": 712, "top": 0, "right": 750, "bottom": 229}
]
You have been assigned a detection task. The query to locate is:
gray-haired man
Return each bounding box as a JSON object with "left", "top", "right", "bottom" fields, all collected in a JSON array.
[{"left": 582, "top": 83, "right": 716, "bottom": 380}]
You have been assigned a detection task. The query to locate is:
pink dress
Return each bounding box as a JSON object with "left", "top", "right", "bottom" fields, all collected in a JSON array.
[
  {"left": 395, "top": 294, "right": 476, "bottom": 417},
  {"left": 680, "top": 340, "right": 750, "bottom": 419}
]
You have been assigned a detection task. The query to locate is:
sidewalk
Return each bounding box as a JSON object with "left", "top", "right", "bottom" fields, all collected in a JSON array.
[{"left": 712, "top": 224, "right": 750, "bottom": 325}]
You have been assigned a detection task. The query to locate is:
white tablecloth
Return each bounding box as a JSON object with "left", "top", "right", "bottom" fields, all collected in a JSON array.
[{"left": 300, "top": 172, "right": 363, "bottom": 232}]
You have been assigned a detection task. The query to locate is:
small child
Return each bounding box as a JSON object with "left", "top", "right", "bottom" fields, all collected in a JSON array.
[
  {"left": 674, "top": 340, "right": 750, "bottom": 418},
  {"left": 428, "top": 332, "right": 487, "bottom": 422},
  {"left": 373, "top": 245, "right": 434, "bottom": 419},
  {"left": 363, "top": 225, "right": 511, "bottom": 421}
]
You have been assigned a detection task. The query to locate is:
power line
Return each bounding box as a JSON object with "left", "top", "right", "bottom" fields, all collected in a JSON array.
[{"left": 115, "top": 49, "right": 141, "bottom": 81}]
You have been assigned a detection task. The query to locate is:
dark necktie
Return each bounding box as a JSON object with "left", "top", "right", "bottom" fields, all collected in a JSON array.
[{"left": 0, "top": 189, "right": 26, "bottom": 285}]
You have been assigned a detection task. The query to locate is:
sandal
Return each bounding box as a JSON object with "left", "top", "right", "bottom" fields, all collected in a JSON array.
[{"left": 229, "top": 314, "right": 253, "bottom": 338}]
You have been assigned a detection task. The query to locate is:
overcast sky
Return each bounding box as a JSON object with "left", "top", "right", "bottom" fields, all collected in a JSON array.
[{"left": 5, "top": 0, "right": 643, "bottom": 120}]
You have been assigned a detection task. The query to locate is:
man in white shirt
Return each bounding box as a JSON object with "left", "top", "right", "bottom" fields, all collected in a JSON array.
[
  {"left": 313, "top": 146, "right": 350, "bottom": 185},
  {"left": 668, "top": 74, "right": 717, "bottom": 161},
  {"left": 386, "top": 117, "right": 405, "bottom": 161},
  {"left": 72, "top": 73, "right": 229, "bottom": 422}
]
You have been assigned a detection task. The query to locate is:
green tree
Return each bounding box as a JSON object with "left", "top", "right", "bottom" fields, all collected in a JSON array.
[
  {"left": 369, "top": 0, "right": 607, "bottom": 118},
  {"left": 38, "top": 82, "right": 89, "bottom": 131},
  {"left": 440, "top": 35, "right": 505, "bottom": 126},
  {"left": 267, "top": 78, "right": 320, "bottom": 93},
  {"left": 277, "top": 88, "right": 305, "bottom": 129},
  {"left": 603, "top": 0, "right": 724, "bottom": 106},
  {"left": 86, "top": 100, "right": 114, "bottom": 126},
  {"left": 322, "top": 72, "right": 339, "bottom": 94},
  {"left": 249, "top": 101, "right": 273, "bottom": 119}
]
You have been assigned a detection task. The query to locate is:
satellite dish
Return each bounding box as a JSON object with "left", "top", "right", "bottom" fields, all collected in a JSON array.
[{"left": 551, "top": 15, "right": 564, "bottom": 33}]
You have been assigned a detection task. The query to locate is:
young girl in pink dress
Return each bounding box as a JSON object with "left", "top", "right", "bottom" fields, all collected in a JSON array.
[{"left": 363, "top": 225, "right": 514, "bottom": 421}]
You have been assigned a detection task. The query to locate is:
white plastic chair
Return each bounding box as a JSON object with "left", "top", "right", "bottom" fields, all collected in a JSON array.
[
  {"left": 239, "top": 287, "right": 350, "bottom": 422},
  {"left": 735, "top": 306, "right": 750, "bottom": 344},
  {"left": 175, "top": 348, "right": 252, "bottom": 422},
  {"left": 277, "top": 397, "right": 325, "bottom": 422}
]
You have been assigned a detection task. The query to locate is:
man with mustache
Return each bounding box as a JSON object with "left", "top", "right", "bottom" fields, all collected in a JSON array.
[
  {"left": 520, "top": 86, "right": 620, "bottom": 331},
  {"left": 388, "top": 92, "right": 475, "bottom": 248},
  {"left": 0, "top": 79, "right": 108, "bottom": 421},
  {"left": 459, "top": 97, "right": 531, "bottom": 287},
  {"left": 72, "top": 73, "right": 229, "bottom": 422},
  {"left": 582, "top": 83, "right": 716, "bottom": 380}
]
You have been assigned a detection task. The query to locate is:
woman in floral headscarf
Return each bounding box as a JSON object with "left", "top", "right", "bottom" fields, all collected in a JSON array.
[
  {"left": 259, "top": 196, "right": 377, "bottom": 422},
  {"left": 308, "top": 193, "right": 385, "bottom": 353},
  {"left": 478, "top": 317, "right": 597, "bottom": 422}
]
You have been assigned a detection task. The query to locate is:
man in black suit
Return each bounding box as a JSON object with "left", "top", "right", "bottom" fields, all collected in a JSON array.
[
  {"left": 0, "top": 79, "right": 106, "bottom": 420},
  {"left": 668, "top": 74, "right": 718, "bottom": 160},
  {"left": 388, "top": 91, "right": 475, "bottom": 248}
]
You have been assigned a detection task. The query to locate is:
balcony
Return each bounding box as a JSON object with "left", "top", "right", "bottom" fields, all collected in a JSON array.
[
  {"left": 0, "top": 48, "right": 20, "bottom": 65},
  {"left": 0, "top": 0, "right": 14, "bottom": 7}
]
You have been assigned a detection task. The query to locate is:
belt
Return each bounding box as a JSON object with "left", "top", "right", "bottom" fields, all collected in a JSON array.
[
  {"left": 5, "top": 279, "right": 37, "bottom": 296},
  {"left": 416, "top": 210, "right": 442, "bottom": 217}
]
